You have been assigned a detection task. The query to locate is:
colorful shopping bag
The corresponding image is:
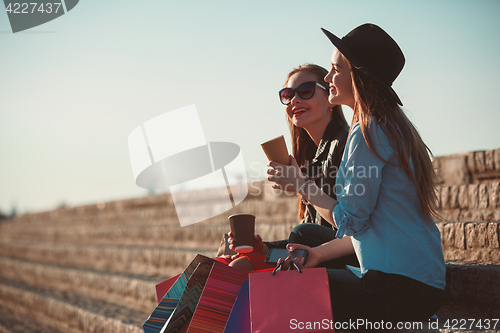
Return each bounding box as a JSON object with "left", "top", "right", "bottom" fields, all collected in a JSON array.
[
  {"left": 143, "top": 254, "right": 215, "bottom": 333},
  {"left": 164, "top": 262, "right": 214, "bottom": 332},
  {"left": 249, "top": 267, "right": 334, "bottom": 333},
  {"left": 156, "top": 273, "right": 181, "bottom": 303},
  {"left": 187, "top": 262, "right": 248, "bottom": 332},
  {"left": 223, "top": 280, "right": 250, "bottom": 333}
]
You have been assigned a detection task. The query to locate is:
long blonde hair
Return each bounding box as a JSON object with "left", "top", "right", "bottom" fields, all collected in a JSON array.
[
  {"left": 347, "top": 57, "right": 438, "bottom": 221},
  {"left": 283, "top": 64, "right": 347, "bottom": 220}
]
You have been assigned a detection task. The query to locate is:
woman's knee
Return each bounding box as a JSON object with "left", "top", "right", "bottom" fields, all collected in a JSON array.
[{"left": 288, "top": 223, "right": 336, "bottom": 246}]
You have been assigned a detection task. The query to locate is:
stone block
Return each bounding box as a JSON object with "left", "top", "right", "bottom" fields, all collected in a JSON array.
[
  {"left": 488, "top": 223, "right": 500, "bottom": 249},
  {"left": 478, "top": 223, "right": 489, "bottom": 248},
  {"left": 435, "top": 188, "right": 441, "bottom": 209},
  {"left": 495, "top": 149, "right": 500, "bottom": 171},
  {"left": 438, "top": 210, "right": 452, "bottom": 222},
  {"left": 466, "top": 151, "right": 476, "bottom": 173},
  {"left": 443, "top": 223, "right": 454, "bottom": 249},
  {"left": 432, "top": 157, "right": 442, "bottom": 183},
  {"left": 489, "top": 182, "right": 500, "bottom": 208},
  {"left": 482, "top": 209, "right": 495, "bottom": 222},
  {"left": 436, "top": 222, "right": 445, "bottom": 249},
  {"left": 478, "top": 183, "right": 489, "bottom": 209},
  {"left": 465, "top": 223, "right": 477, "bottom": 249},
  {"left": 457, "top": 184, "right": 468, "bottom": 209},
  {"left": 449, "top": 185, "right": 459, "bottom": 209},
  {"left": 455, "top": 223, "right": 466, "bottom": 249},
  {"left": 471, "top": 210, "right": 483, "bottom": 222},
  {"left": 440, "top": 186, "right": 450, "bottom": 209},
  {"left": 459, "top": 210, "right": 472, "bottom": 221},
  {"left": 468, "top": 184, "right": 479, "bottom": 209},
  {"left": 436, "top": 155, "right": 470, "bottom": 185},
  {"left": 449, "top": 208, "right": 461, "bottom": 221},
  {"left": 485, "top": 150, "right": 495, "bottom": 171},
  {"left": 475, "top": 151, "right": 486, "bottom": 173},
  {"left": 444, "top": 222, "right": 465, "bottom": 249}
]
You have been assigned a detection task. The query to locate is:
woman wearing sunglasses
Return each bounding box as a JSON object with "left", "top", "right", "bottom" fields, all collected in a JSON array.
[
  {"left": 227, "top": 64, "right": 358, "bottom": 271},
  {"left": 268, "top": 24, "right": 445, "bottom": 322}
]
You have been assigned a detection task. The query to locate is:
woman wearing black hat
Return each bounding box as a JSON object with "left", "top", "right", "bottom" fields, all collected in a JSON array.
[
  {"left": 268, "top": 24, "right": 445, "bottom": 322},
  {"left": 227, "top": 64, "right": 358, "bottom": 271}
]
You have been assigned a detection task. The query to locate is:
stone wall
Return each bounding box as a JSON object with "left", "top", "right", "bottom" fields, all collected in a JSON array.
[
  {"left": 436, "top": 182, "right": 500, "bottom": 222},
  {"left": 438, "top": 221, "right": 500, "bottom": 262},
  {"left": 434, "top": 148, "right": 500, "bottom": 186}
]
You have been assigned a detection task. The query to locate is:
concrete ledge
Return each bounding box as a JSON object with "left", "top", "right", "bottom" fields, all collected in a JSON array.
[
  {"left": 0, "top": 278, "right": 144, "bottom": 333},
  {"left": 0, "top": 221, "right": 295, "bottom": 249},
  {"left": 0, "top": 256, "right": 163, "bottom": 313},
  {"left": 0, "top": 240, "right": 214, "bottom": 276},
  {"left": 445, "top": 261, "right": 500, "bottom": 306},
  {"left": 0, "top": 305, "right": 65, "bottom": 333},
  {"left": 9, "top": 194, "right": 299, "bottom": 227}
]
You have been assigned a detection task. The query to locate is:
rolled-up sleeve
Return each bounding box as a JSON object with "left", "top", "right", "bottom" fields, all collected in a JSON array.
[{"left": 333, "top": 123, "right": 392, "bottom": 238}]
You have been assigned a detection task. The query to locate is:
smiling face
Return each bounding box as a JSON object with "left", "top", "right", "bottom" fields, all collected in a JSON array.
[
  {"left": 325, "top": 48, "right": 355, "bottom": 110},
  {"left": 285, "top": 71, "right": 333, "bottom": 133}
]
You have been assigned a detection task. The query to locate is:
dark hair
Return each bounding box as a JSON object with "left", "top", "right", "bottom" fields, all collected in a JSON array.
[
  {"left": 346, "top": 56, "right": 439, "bottom": 221},
  {"left": 283, "top": 64, "right": 348, "bottom": 220}
]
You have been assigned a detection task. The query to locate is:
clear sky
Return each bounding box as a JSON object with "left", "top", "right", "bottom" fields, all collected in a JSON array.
[{"left": 1, "top": 0, "right": 500, "bottom": 214}]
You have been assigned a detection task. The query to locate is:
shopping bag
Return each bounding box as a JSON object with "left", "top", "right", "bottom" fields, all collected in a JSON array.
[
  {"left": 223, "top": 280, "right": 250, "bottom": 333},
  {"left": 249, "top": 267, "right": 334, "bottom": 333},
  {"left": 163, "top": 262, "right": 214, "bottom": 333},
  {"left": 143, "top": 254, "right": 215, "bottom": 333},
  {"left": 187, "top": 262, "right": 248, "bottom": 332},
  {"left": 156, "top": 273, "right": 181, "bottom": 304}
]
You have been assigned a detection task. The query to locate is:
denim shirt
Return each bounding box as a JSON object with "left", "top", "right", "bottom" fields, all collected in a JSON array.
[{"left": 333, "top": 120, "right": 446, "bottom": 289}]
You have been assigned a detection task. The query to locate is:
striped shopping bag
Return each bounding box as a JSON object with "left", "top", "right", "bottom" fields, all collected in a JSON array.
[
  {"left": 143, "top": 254, "right": 215, "bottom": 333},
  {"left": 187, "top": 262, "right": 247, "bottom": 332}
]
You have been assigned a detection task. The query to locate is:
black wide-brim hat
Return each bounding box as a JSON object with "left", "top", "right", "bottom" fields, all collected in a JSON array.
[{"left": 321, "top": 24, "right": 405, "bottom": 106}]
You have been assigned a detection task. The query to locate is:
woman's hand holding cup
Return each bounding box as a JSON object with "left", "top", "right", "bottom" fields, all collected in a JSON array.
[
  {"left": 228, "top": 233, "right": 269, "bottom": 257},
  {"left": 267, "top": 155, "right": 308, "bottom": 193}
]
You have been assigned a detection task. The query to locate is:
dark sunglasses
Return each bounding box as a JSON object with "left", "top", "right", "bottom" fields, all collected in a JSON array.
[{"left": 278, "top": 81, "right": 327, "bottom": 105}]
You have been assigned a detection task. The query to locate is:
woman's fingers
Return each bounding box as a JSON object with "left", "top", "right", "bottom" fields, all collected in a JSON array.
[
  {"left": 287, "top": 243, "right": 310, "bottom": 252},
  {"left": 292, "top": 256, "right": 304, "bottom": 271},
  {"left": 228, "top": 235, "right": 236, "bottom": 250},
  {"left": 267, "top": 168, "right": 277, "bottom": 176},
  {"left": 282, "top": 255, "right": 292, "bottom": 270},
  {"left": 297, "top": 257, "right": 306, "bottom": 269}
]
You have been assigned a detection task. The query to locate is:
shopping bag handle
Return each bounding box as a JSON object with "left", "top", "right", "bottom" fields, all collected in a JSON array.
[{"left": 272, "top": 260, "right": 301, "bottom": 275}]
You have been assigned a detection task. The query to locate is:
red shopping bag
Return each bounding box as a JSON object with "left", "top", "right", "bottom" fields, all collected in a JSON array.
[
  {"left": 249, "top": 267, "right": 334, "bottom": 333},
  {"left": 156, "top": 273, "right": 181, "bottom": 303},
  {"left": 186, "top": 262, "right": 248, "bottom": 332}
]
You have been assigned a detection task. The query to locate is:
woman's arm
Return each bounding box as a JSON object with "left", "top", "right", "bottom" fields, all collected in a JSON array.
[
  {"left": 267, "top": 157, "right": 339, "bottom": 227},
  {"left": 268, "top": 123, "right": 392, "bottom": 238},
  {"left": 283, "top": 236, "right": 355, "bottom": 269}
]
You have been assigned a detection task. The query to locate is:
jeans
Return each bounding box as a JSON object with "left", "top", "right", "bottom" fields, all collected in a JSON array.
[
  {"left": 328, "top": 269, "right": 444, "bottom": 322},
  {"left": 288, "top": 223, "right": 359, "bottom": 269}
]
